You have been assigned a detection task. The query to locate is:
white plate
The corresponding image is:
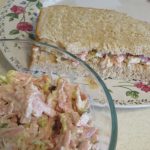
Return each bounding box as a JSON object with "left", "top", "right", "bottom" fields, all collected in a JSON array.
[{"left": 0, "top": 0, "right": 150, "bottom": 108}]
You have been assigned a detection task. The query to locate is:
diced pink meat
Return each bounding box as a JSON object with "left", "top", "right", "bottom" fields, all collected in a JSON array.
[
  {"left": 57, "top": 79, "right": 73, "bottom": 113},
  {"left": 78, "top": 140, "right": 91, "bottom": 150},
  {"left": 117, "top": 54, "right": 125, "bottom": 63},
  {"left": 63, "top": 130, "right": 71, "bottom": 148},
  {"left": 76, "top": 51, "right": 88, "bottom": 61},
  {"left": 57, "top": 80, "right": 67, "bottom": 109},
  {"left": 71, "top": 51, "right": 88, "bottom": 66},
  {"left": 91, "top": 129, "right": 99, "bottom": 143},
  {"left": 71, "top": 111, "right": 80, "bottom": 124},
  {"left": 25, "top": 84, "right": 56, "bottom": 119},
  {"left": 13, "top": 72, "right": 32, "bottom": 82},
  {"left": 0, "top": 85, "right": 15, "bottom": 102},
  {"left": 82, "top": 127, "right": 97, "bottom": 139},
  {"left": 77, "top": 113, "right": 90, "bottom": 127}
]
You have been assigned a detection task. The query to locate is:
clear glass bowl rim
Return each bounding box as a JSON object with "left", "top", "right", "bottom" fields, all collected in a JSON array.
[{"left": 0, "top": 38, "right": 118, "bottom": 150}]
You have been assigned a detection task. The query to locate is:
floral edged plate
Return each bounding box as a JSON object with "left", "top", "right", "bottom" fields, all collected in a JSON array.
[{"left": 0, "top": 0, "right": 150, "bottom": 108}]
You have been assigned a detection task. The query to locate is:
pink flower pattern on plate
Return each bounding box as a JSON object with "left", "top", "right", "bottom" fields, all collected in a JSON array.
[
  {"left": 6, "top": 1, "right": 43, "bottom": 35},
  {"left": 17, "top": 22, "right": 33, "bottom": 32},
  {"left": 134, "top": 82, "right": 150, "bottom": 93},
  {"left": 10, "top": 5, "right": 25, "bottom": 14}
]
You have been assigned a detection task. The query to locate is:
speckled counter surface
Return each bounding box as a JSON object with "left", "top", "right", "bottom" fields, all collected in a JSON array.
[
  {"left": 0, "top": 0, "right": 150, "bottom": 150},
  {"left": 116, "top": 108, "right": 150, "bottom": 150}
]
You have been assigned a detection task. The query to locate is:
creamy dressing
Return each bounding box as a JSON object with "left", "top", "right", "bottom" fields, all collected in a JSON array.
[{"left": 95, "top": 52, "right": 150, "bottom": 65}]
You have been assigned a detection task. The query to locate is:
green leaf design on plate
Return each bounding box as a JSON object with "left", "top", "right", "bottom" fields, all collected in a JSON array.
[
  {"left": 9, "top": 30, "right": 19, "bottom": 35},
  {"left": 36, "top": 1, "right": 43, "bottom": 9},
  {"left": 126, "top": 90, "right": 139, "bottom": 99},
  {"left": 6, "top": 13, "right": 18, "bottom": 19},
  {"left": 9, "top": 18, "right": 14, "bottom": 21},
  {"left": 126, "top": 91, "right": 131, "bottom": 96},
  {"left": 27, "top": 0, "right": 37, "bottom": 2}
]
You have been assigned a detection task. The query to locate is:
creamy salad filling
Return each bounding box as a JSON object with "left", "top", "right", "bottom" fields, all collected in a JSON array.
[
  {"left": 87, "top": 50, "right": 150, "bottom": 66},
  {"left": 0, "top": 71, "right": 99, "bottom": 150},
  {"left": 57, "top": 50, "right": 150, "bottom": 67}
]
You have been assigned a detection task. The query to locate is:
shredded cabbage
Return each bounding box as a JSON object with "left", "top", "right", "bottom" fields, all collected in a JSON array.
[
  {"left": 38, "top": 116, "right": 48, "bottom": 128},
  {"left": 0, "top": 75, "right": 7, "bottom": 84},
  {"left": 32, "top": 140, "right": 46, "bottom": 150},
  {"left": 6, "top": 70, "right": 17, "bottom": 83},
  {"left": 43, "top": 78, "right": 51, "bottom": 93}
]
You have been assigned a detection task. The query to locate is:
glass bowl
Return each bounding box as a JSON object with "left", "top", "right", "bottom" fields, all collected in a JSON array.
[{"left": 0, "top": 39, "right": 117, "bottom": 150}]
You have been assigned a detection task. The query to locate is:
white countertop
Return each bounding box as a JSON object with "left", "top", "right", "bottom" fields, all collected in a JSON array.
[{"left": 117, "top": 108, "right": 150, "bottom": 150}]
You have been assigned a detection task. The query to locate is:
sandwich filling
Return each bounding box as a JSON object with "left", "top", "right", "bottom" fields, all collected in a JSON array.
[
  {"left": 30, "top": 46, "right": 150, "bottom": 82},
  {"left": 31, "top": 47, "right": 150, "bottom": 67},
  {"left": 86, "top": 50, "right": 150, "bottom": 66},
  {"left": 61, "top": 50, "right": 150, "bottom": 67}
]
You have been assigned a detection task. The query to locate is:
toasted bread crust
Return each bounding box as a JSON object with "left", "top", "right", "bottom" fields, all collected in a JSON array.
[{"left": 36, "top": 5, "right": 150, "bottom": 56}]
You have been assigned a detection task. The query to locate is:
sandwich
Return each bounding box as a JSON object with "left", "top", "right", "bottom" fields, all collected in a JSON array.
[{"left": 30, "top": 5, "right": 150, "bottom": 82}]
